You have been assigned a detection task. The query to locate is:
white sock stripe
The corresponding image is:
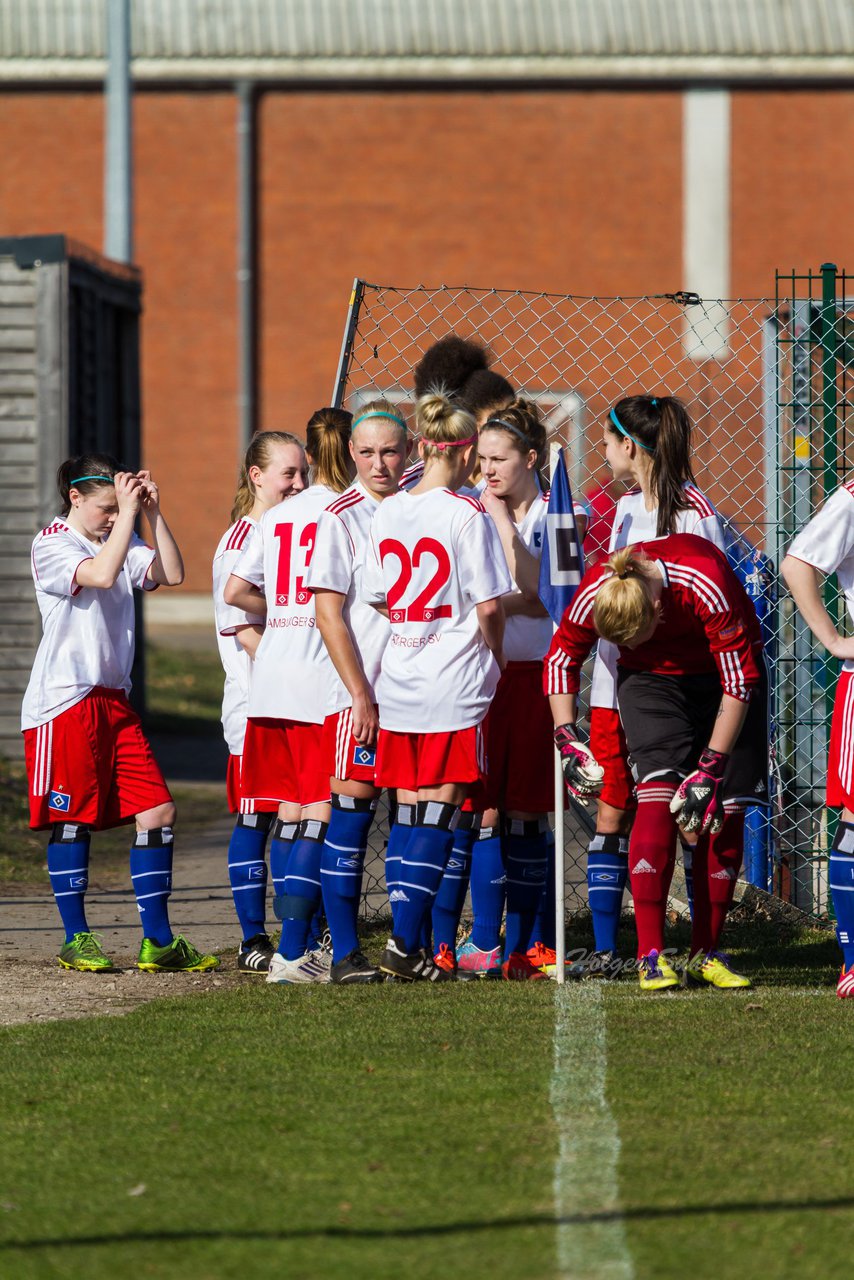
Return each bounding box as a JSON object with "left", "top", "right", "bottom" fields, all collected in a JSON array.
[
  {"left": 228, "top": 859, "right": 266, "bottom": 868},
  {"left": 131, "top": 869, "right": 173, "bottom": 880},
  {"left": 232, "top": 883, "right": 266, "bottom": 891},
  {"left": 49, "top": 866, "right": 88, "bottom": 875},
  {"left": 52, "top": 888, "right": 88, "bottom": 897},
  {"left": 319, "top": 869, "right": 361, "bottom": 879},
  {"left": 283, "top": 875, "right": 322, "bottom": 888},
  {"left": 325, "top": 841, "right": 363, "bottom": 853},
  {"left": 396, "top": 881, "right": 436, "bottom": 894},
  {"left": 401, "top": 859, "right": 446, "bottom": 872},
  {"left": 134, "top": 890, "right": 171, "bottom": 901}
]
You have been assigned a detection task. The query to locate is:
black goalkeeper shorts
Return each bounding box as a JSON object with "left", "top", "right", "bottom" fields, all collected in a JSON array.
[{"left": 616, "top": 662, "right": 769, "bottom": 806}]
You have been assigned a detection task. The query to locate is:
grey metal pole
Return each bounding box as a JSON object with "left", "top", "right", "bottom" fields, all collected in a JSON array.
[
  {"left": 237, "top": 80, "right": 256, "bottom": 452},
  {"left": 104, "top": 0, "right": 132, "bottom": 263}
]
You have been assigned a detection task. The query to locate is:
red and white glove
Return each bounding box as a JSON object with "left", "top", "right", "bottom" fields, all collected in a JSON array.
[
  {"left": 669, "top": 747, "right": 728, "bottom": 834},
  {"left": 554, "top": 723, "right": 605, "bottom": 800}
]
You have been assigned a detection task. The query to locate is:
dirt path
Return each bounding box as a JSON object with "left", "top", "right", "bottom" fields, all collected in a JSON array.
[{"left": 0, "top": 813, "right": 258, "bottom": 1027}]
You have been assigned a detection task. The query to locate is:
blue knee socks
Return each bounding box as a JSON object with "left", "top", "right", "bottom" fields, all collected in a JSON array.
[
  {"left": 680, "top": 837, "right": 696, "bottom": 921},
  {"left": 529, "top": 826, "right": 557, "bottom": 950},
  {"left": 277, "top": 819, "right": 328, "bottom": 960},
  {"left": 47, "top": 823, "right": 91, "bottom": 941},
  {"left": 502, "top": 817, "right": 549, "bottom": 960},
  {"left": 269, "top": 819, "right": 299, "bottom": 907},
  {"left": 830, "top": 821, "right": 854, "bottom": 967},
  {"left": 386, "top": 803, "right": 415, "bottom": 933},
  {"left": 227, "top": 812, "right": 271, "bottom": 942},
  {"left": 432, "top": 811, "right": 477, "bottom": 955},
  {"left": 321, "top": 794, "right": 378, "bottom": 963},
  {"left": 130, "top": 826, "right": 174, "bottom": 946},
  {"left": 395, "top": 802, "right": 459, "bottom": 953},
  {"left": 587, "top": 832, "right": 629, "bottom": 953},
  {"left": 469, "top": 823, "right": 505, "bottom": 951}
]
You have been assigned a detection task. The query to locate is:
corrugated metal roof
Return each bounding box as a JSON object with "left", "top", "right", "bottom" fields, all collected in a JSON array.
[{"left": 0, "top": 0, "right": 852, "bottom": 80}]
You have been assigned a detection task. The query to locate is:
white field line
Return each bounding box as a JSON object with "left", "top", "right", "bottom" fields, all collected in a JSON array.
[{"left": 551, "top": 983, "right": 634, "bottom": 1280}]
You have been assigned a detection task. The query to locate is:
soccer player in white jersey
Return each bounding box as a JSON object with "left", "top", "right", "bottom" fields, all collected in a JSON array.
[
  {"left": 305, "top": 400, "right": 409, "bottom": 983},
  {"left": 22, "top": 454, "right": 217, "bottom": 974},
  {"left": 426, "top": 399, "right": 552, "bottom": 981},
  {"left": 782, "top": 482, "right": 854, "bottom": 998},
  {"left": 224, "top": 409, "right": 355, "bottom": 984},
  {"left": 213, "top": 431, "right": 307, "bottom": 973},
  {"left": 581, "top": 394, "right": 727, "bottom": 976},
  {"left": 362, "top": 391, "right": 512, "bottom": 981}
]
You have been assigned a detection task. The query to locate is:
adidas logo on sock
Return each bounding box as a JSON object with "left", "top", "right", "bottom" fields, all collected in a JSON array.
[
  {"left": 388, "top": 889, "right": 409, "bottom": 902},
  {"left": 711, "top": 868, "right": 737, "bottom": 880},
  {"left": 632, "top": 859, "right": 656, "bottom": 874}
]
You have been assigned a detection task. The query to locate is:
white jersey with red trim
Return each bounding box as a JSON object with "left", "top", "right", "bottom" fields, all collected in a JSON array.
[
  {"left": 545, "top": 533, "right": 762, "bottom": 701},
  {"left": 362, "top": 487, "right": 513, "bottom": 732},
  {"left": 788, "top": 481, "right": 854, "bottom": 674},
  {"left": 231, "top": 484, "right": 337, "bottom": 725},
  {"left": 501, "top": 491, "right": 553, "bottom": 662},
  {"left": 591, "top": 482, "right": 726, "bottom": 709},
  {"left": 213, "top": 515, "right": 265, "bottom": 754},
  {"left": 304, "top": 480, "right": 390, "bottom": 714},
  {"left": 21, "top": 519, "right": 156, "bottom": 730}
]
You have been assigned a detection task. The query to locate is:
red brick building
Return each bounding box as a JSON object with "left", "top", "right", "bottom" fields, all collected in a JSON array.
[{"left": 1, "top": 0, "right": 852, "bottom": 604}]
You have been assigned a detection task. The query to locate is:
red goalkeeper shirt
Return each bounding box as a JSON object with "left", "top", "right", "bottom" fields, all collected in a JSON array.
[{"left": 544, "top": 533, "right": 763, "bottom": 702}]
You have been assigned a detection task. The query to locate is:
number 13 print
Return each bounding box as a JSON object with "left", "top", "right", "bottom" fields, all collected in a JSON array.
[{"left": 274, "top": 522, "right": 316, "bottom": 607}]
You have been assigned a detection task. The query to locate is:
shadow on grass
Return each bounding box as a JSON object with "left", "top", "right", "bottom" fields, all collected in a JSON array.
[{"left": 4, "top": 1193, "right": 854, "bottom": 1252}]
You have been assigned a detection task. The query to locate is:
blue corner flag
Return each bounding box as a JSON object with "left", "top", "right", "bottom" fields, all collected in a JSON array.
[{"left": 538, "top": 448, "right": 585, "bottom": 626}]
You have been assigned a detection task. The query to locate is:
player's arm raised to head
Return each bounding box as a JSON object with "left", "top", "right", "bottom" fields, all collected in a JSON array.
[
  {"left": 480, "top": 487, "right": 542, "bottom": 603},
  {"left": 782, "top": 555, "right": 854, "bottom": 660},
  {"left": 313, "top": 589, "right": 378, "bottom": 746},
  {"left": 74, "top": 471, "right": 140, "bottom": 590},
  {"left": 142, "top": 499, "right": 184, "bottom": 586}
]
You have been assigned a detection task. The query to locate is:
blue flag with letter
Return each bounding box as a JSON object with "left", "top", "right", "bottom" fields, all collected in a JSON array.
[{"left": 538, "top": 448, "right": 585, "bottom": 625}]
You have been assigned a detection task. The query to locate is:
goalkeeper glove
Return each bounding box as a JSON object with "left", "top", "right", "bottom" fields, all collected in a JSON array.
[
  {"left": 669, "top": 747, "right": 728, "bottom": 834},
  {"left": 554, "top": 723, "right": 605, "bottom": 800}
]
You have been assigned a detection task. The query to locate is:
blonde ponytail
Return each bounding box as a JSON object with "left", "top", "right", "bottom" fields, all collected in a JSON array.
[
  {"left": 305, "top": 408, "right": 353, "bottom": 493},
  {"left": 593, "top": 548, "right": 658, "bottom": 645},
  {"left": 415, "top": 390, "right": 477, "bottom": 459}
]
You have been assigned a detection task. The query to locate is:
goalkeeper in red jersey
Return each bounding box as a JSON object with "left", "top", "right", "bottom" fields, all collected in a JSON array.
[{"left": 544, "top": 534, "right": 768, "bottom": 991}]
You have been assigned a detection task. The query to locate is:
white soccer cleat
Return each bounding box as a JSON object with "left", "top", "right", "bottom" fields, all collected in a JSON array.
[{"left": 266, "top": 951, "right": 331, "bottom": 984}]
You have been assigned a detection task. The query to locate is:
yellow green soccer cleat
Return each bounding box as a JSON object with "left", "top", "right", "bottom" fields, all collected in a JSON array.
[
  {"left": 697, "top": 951, "right": 751, "bottom": 990},
  {"left": 58, "top": 931, "right": 116, "bottom": 972},
  {"left": 638, "top": 950, "right": 680, "bottom": 992},
  {"left": 137, "top": 935, "right": 219, "bottom": 973}
]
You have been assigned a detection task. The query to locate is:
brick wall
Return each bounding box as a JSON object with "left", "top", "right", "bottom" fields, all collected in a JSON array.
[{"left": 1, "top": 85, "right": 852, "bottom": 590}]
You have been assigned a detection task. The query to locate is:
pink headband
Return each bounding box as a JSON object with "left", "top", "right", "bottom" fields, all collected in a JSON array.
[{"left": 431, "top": 434, "right": 477, "bottom": 451}]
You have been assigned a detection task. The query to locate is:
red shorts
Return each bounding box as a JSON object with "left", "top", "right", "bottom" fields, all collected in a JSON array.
[
  {"left": 241, "top": 717, "right": 331, "bottom": 808},
  {"left": 323, "top": 708, "right": 378, "bottom": 784},
  {"left": 23, "top": 687, "right": 172, "bottom": 831},
  {"left": 483, "top": 661, "right": 564, "bottom": 812},
  {"left": 226, "top": 754, "right": 280, "bottom": 816},
  {"left": 828, "top": 670, "right": 854, "bottom": 810},
  {"left": 375, "top": 724, "right": 486, "bottom": 791},
  {"left": 589, "top": 706, "right": 637, "bottom": 812}
]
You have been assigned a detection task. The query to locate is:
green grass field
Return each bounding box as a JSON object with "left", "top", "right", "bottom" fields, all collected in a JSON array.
[{"left": 1, "top": 918, "right": 852, "bottom": 1280}]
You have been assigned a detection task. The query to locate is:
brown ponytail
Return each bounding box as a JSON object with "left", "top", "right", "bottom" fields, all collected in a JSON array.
[
  {"left": 57, "top": 454, "right": 121, "bottom": 516},
  {"left": 607, "top": 395, "right": 695, "bottom": 536},
  {"left": 593, "top": 548, "right": 658, "bottom": 645},
  {"left": 231, "top": 431, "right": 305, "bottom": 523},
  {"left": 305, "top": 408, "right": 354, "bottom": 494}
]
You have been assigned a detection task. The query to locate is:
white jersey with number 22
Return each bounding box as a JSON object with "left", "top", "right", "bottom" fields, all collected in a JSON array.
[{"left": 362, "top": 488, "right": 513, "bottom": 733}]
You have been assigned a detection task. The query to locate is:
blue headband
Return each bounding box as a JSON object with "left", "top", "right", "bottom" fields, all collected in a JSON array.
[
  {"left": 609, "top": 408, "right": 654, "bottom": 453},
  {"left": 70, "top": 474, "right": 114, "bottom": 484},
  {"left": 352, "top": 410, "right": 407, "bottom": 432}
]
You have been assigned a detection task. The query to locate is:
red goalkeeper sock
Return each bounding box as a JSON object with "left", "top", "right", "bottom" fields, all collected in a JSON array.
[
  {"left": 629, "top": 782, "right": 678, "bottom": 958},
  {"left": 691, "top": 811, "right": 744, "bottom": 954}
]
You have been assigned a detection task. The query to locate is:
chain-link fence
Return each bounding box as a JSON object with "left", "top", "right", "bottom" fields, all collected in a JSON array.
[{"left": 331, "top": 272, "right": 852, "bottom": 921}]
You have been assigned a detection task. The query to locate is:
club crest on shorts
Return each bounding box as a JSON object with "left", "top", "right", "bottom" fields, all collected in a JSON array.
[
  {"left": 49, "top": 789, "right": 71, "bottom": 812},
  {"left": 353, "top": 744, "right": 376, "bottom": 768}
]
